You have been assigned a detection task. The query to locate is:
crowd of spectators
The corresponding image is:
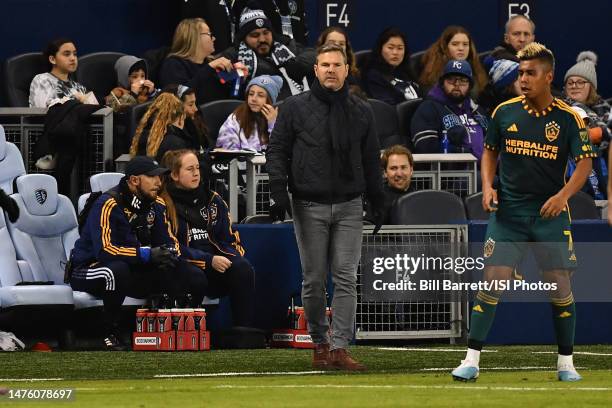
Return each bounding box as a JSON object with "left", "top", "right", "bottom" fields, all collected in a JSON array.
[{"left": 9, "top": 3, "right": 612, "bottom": 214}]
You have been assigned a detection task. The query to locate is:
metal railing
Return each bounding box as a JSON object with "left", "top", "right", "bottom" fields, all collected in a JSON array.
[
  {"left": 356, "top": 225, "right": 468, "bottom": 340},
  {"left": 240, "top": 153, "right": 478, "bottom": 218},
  {"left": 0, "top": 107, "right": 113, "bottom": 199}
]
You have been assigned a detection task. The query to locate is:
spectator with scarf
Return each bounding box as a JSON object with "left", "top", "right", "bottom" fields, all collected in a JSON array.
[{"left": 221, "top": 7, "right": 315, "bottom": 101}]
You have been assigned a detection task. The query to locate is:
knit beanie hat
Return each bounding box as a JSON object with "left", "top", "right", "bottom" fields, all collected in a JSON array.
[
  {"left": 237, "top": 8, "right": 273, "bottom": 42},
  {"left": 488, "top": 59, "right": 519, "bottom": 90},
  {"left": 246, "top": 75, "right": 283, "bottom": 104},
  {"left": 564, "top": 51, "right": 598, "bottom": 90}
]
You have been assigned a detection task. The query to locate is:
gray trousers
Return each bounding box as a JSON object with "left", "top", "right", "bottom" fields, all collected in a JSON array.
[{"left": 292, "top": 197, "right": 363, "bottom": 350}]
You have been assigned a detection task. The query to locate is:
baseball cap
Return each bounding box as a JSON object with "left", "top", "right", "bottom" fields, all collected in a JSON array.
[
  {"left": 442, "top": 60, "right": 473, "bottom": 81},
  {"left": 125, "top": 156, "right": 169, "bottom": 177}
]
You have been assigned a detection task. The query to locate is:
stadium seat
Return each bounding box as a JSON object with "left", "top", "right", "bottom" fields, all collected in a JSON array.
[
  {"left": 7, "top": 174, "right": 79, "bottom": 284},
  {"left": 478, "top": 49, "right": 493, "bottom": 64},
  {"left": 200, "top": 99, "right": 242, "bottom": 143},
  {"left": 77, "top": 172, "right": 124, "bottom": 213},
  {"left": 367, "top": 98, "right": 402, "bottom": 148},
  {"left": 391, "top": 190, "right": 467, "bottom": 224},
  {"left": 0, "top": 210, "right": 74, "bottom": 310},
  {"left": 0, "top": 125, "right": 26, "bottom": 193},
  {"left": 464, "top": 192, "right": 489, "bottom": 221},
  {"left": 3, "top": 52, "right": 46, "bottom": 107},
  {"left": 568, "top": 190, "right": 600, "bottom": 220},
  {"left": 409, "top": 50, "right": 425, "bottom": 80},
  {"left": 396, "top": 98, "right": 422, "bottom": 149},
  {"left": 76, "top": 52, "right": 126, "bottom": 103},
  {"left": 126, "top": 101, "right": 153, "bottom": 144},
  {"left": 354, "top": 49, "right": 371, "bottom": 72}
]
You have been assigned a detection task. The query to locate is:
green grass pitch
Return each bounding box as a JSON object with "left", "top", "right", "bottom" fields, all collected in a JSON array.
[{"left": 1, "top": 345, "right": 612, "bottom": 407}]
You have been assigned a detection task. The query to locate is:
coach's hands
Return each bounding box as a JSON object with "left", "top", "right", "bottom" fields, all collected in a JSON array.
[
  {"left": 269, "top": 180, "right": 292, "bottom": 222},
  {"left": 482, "top": 187, "right": 498, "bottom": 212},
  {"left": 540, "top": 193, "right": 567, "bottom": 218}
]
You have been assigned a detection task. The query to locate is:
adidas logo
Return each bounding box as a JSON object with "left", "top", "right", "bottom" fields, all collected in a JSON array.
[
  {"left": 507, "top": 123, "right": 518, "bottom": 132},
  {"left": 472, "top": 305, "right": 484, "bottom": 313}
]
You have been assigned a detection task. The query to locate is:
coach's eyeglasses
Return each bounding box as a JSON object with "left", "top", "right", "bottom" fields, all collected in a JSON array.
[
  {"left": 201, "top": 32, "right": 216, "bottom": 40},
  {"left": 565, "top": 79, "right": 588, "bottom": 89}
]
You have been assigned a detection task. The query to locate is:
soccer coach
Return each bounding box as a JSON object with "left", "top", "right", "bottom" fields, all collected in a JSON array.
[{"left": 266, "top": 43, "right": 384, "bottom": 371}]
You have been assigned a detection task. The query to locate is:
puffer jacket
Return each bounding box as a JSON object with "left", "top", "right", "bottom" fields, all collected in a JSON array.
[{"left": 266, "top": 90, "right": 383, "bottom": 203}]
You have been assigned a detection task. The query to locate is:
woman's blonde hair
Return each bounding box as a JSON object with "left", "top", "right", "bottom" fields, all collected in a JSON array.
[
  {"left": 159, "top": 149, "right": 199, "bottom": 235},
  {"left": 129, "top": 93, "right": 184, "bottom": 157},
  {"left": 169, "top": 18, "right": 207, "bottom": 59}
]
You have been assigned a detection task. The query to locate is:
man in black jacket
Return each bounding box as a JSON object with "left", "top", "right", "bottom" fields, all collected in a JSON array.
[
  {"left": 267, "top": 44, "right": 384, "bottom": 371},
  {"left": 222, "top": 7, "right": 314, "bottom": 101}
]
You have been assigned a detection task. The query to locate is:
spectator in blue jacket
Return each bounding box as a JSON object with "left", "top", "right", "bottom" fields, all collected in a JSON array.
[
  {"left": 69, "top": 156, "right": 207, "bottom": 350},
  {"left": 411, "top": 60, "right": 488, "bottom": 161}
]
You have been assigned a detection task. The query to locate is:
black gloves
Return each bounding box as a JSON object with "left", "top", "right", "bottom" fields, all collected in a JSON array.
[
  {"left": 368, "top": 194, "right": 386, "bottom": 235},
  {"left": 150, "top": 246, "right": 179, "bottom": 270},
  {"left": 269, "top": 180, "right": 292, "bottom": 222},
  {"left": 0, "top": 189, "right": 19, "bottom": 223}
]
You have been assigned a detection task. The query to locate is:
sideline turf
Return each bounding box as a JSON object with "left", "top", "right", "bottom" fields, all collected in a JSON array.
[
  {"left": 2, "top": 372, "right": 612, "bottom": 407},
  {"left": 1, "top": 346, "right": 612, "bottom": 407}
]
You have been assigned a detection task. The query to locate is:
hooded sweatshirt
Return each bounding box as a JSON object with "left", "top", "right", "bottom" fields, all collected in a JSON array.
[{"left": 411, "top": 84, "right": 488, "bottom": 159}]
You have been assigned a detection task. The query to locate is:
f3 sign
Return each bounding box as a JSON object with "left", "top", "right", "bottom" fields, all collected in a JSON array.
[
  {"left": 499, "top": 0, "right": 536, "bottom": 27},
  {"left": 320, "top": 1, "right": 353, "bottom": 29}
]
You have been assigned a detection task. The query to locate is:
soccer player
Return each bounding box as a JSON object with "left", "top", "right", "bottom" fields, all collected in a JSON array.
[{"left": 452, "top": 43, "right": 595, "bottom": 382}]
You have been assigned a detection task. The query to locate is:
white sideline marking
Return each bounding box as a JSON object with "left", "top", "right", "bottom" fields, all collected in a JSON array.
[
  {"left": 0, "top": 378, "right": 63, "bottom": 382},
  {"left": 421, "top": 366, "right": 587, "bottom": 371},
  {"left": 213, "top": 384, "right": 612, "bottom": 392},
  {"left": 532, "top": 351, "right": 612, "bottom": 356},
  {"left": 377, "top": 347, "right": 497, "bottom": 353},
  {"left": 155, "top": 371, "right": 326, "bottom": 378}
]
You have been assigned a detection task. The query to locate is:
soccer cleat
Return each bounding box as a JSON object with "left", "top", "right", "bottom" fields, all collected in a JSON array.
[
  {"left": 451, "top": 360, "right": 479, "bottom": 382},
  {"left": 558, "top": 364, "right": 582, "bottom": 382},
  {"left": 103, "top": 334, "right": 128, "bottom": 351}
]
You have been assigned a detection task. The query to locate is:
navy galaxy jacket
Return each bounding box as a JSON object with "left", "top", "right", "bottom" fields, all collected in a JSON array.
[{"left": 72, "top": 181, "right": 180, "bottom": 267}]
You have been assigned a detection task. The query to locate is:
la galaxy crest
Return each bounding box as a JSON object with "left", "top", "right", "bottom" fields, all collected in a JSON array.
[
  {"left": 483, "top": 238, "right": 495, "bottom": 258},
  {"left": 545, "top": 121, "right": 560, "bottom": 142}
]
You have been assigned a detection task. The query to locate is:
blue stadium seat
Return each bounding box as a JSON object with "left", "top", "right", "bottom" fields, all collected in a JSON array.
[
  {"left": 0, "top": 209, "right": 74, "bottom": 309},
  {"left": 0, "top": 125, "right": 26, "bottom": 193},
  {"left": 7, "top": 174, "right": 79, "bottom": 284},
  {"left": 77, "top": 172, "right": 124, "bottom": 213}
]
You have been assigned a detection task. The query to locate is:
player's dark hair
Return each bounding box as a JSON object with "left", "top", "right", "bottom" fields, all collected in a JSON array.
[{"left": 517, "top": 42, "right": 555, "bottom": 72}]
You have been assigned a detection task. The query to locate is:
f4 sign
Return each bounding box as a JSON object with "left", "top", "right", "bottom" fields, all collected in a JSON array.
[{"left": 320, "top": 1, "right": 353, "bottom": 29}]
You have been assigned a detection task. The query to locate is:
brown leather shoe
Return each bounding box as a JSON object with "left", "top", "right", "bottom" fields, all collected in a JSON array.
[
  {"left": 330, "top": 348, "right": 366, "bottom": 371},
  {"left": 312, "top": 343, "right": 330, "bottom": 369}
]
